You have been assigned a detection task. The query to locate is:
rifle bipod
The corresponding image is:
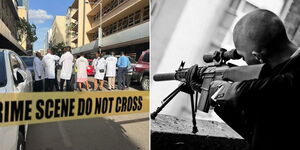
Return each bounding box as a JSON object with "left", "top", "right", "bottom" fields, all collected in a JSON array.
[{"left": 151, "top": 83, "right": 199, "bottom": 133}]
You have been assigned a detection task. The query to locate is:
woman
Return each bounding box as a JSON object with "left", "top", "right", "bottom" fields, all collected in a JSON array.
[{"left": 75, "top": 53, "right": 90, "bottom": 91}]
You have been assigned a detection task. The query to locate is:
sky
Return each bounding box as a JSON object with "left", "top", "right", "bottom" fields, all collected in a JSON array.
[{"left": 28, "top": 0, "right": 74, "bottom": 50}]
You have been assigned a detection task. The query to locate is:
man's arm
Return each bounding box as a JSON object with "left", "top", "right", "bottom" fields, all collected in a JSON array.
[
  {"left": 59, "top": 54, "right": 64, "bottom": 65},
  {"left": 117, "top": 57, "right": 121, "bottom": 67},
  {"left": 33, "top": 58, "right": 42, "bottom": 77},
  {"left": 212, "top": 69, "right": 298, "bottom": 110},
  {"left": 53, "top": 55, "right": 60, "bottom": 61}
]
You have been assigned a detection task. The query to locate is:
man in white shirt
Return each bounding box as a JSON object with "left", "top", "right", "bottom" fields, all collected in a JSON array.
[
  {"left": 92, "top": 52, "right": 100, "bottom": 90},
  {"left": 106, "top": 52, "right": 117, "bottom": 90},
  {"left": 42, "top": 49, "right": 60, "bottom": 91},
  {"left": 33, "top": 52, "right": 45, "bottom": 92},
  {"left": 94, "top": 52, "right": 106, "bottom": 90},
  {"left": 59, "top": 46, "right": 74, "bottom": 91}
]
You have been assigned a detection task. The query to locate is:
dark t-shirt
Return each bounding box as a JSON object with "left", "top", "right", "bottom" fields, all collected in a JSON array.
[{"left": 215, "top": 52, "right": 300, "bottom": 150}]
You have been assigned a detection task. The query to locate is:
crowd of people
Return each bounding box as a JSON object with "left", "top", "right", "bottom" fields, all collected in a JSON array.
[{"left": 32, "top": 46, "right": 132, "bottom": 92}]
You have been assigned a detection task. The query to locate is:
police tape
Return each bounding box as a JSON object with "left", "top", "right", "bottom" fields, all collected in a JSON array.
[{"left": 0, "top": 91, "right": 149, "bottom": 126}]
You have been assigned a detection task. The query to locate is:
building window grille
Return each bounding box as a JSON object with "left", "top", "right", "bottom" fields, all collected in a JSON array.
[{"left": 143, "top": 5, "right": 149, "bottom": 21}]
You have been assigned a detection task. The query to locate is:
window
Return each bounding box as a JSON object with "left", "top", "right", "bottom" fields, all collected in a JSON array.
[
  {"left": 20, "top": 56, "right": 34, "bottom": 67},
  {"left": 0, "top": 52, "right": 7, "bottom": 87},
  {"left": 142, "top": 6, "right": 149, "bottom": 21},
  {"left": 118, "top": 19, "right": 123, "bottom": 31},
  {"left": 112, "top": 22, "right": 117, "bottom": 33},
  {"left": 142, "top": 52, "right": 149, "bottom": 62},
  {"left": 10, "top": 54, "right": 22, "bottom": 70},
  {"left": 122, "top": 16, "right": 128, "bottom": 29},
  {"left": 134, "top": 10, "right": 141, "bottom": 24},
  {"left": 128, "top": 13, "right": 134, "bottom": 26},
  {"left": 112, "top": 0, "right": 118, "bottom": 8}
]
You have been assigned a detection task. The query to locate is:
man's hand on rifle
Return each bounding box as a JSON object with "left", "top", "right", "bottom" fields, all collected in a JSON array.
[{"left": 209, "top": 80, "right": 233, "bottom": 106}]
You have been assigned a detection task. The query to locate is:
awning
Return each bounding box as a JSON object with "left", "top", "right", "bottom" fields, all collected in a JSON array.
[{"left": 72, "top": 40, "right": 99, "bottom": 55}]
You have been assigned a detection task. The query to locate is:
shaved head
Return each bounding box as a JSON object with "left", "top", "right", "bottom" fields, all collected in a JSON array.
[{"left": 233, "top": 9, "right": 290, "bottom": 65}]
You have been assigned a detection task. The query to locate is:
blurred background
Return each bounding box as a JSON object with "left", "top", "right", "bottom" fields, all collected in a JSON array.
[{"left": 150, "top": 0, "right": 300, "bottom": 121}]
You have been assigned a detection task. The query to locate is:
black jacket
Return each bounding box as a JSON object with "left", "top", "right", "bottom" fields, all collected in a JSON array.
[{"left": 215, "top": 53, "right": 300, "bottom": 150}]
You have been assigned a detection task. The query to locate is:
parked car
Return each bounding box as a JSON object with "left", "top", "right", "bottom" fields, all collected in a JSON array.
[
  {"left": 132, "top": 50, "right": 149, "bottom": 90},
  {"left": 0, "top": 49, "right": 32, "bottom": 150},
  {"left": 20, "top": 56, "right": 35, "bottom": 80},
  {"left": 87, "top": 59, "right": 95, "bottom": 76}
]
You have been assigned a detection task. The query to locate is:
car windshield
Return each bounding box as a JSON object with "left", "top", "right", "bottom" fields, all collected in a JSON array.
[
  {"left": 0, "top": 52, "right": 7, "bottom": 87},
  {"left": 21, "top": 56, "right": 34, "bottom": 67},
  {"left": 129, "top": 57, "right": 136, "bottom": 63},
  {"left": 142, "top": 52, "right": 149, "bottom": 62}
]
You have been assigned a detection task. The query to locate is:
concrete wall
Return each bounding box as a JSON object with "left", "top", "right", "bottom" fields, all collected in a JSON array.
[{"left": 0, "top": 0, "right": 19, "bottom": 40}]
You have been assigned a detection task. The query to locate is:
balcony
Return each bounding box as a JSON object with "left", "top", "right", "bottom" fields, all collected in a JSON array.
[
  {"left": 71, "top": 9, "right": 79, "bottom": 20},
  {"left": 102, "top": 21, "right": 149, "bottom": 47},
  {"left": 72, "top": 34, "right": 78, "bottom": 43},
  {"left": 71, "top": 22, "right": 78, "bottom": 32},
  {"left": 87, "top": 0, "right": 147, "bottom": 34},
  {"left": 72, "top": 22, "right": 149, "bottom": 54},
  {"left": 70, "top": 0, "right": 79, "bottom": 9}
]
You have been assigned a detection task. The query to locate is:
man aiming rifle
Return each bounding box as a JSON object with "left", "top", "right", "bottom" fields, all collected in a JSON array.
[
  {"left": 152, "top": 9, "right": 300, "bottom": 150},
  {"left": 202, "top": 9, "right": 300, "bottom": 150}
]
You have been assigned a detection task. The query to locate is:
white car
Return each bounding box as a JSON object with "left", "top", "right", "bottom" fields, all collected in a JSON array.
[{"left": 0, "top": 49, "right": 33, "bottom": 150}]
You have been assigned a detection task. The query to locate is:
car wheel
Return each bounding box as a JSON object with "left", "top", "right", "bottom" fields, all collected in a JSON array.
[
  {"left": 141, "top": 76, "right": 149, "bottom": 90},
  {"left": 17, "top": 132, "right": 26, "bottom": 150}
]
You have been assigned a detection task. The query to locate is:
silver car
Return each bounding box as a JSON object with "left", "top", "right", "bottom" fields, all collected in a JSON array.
[{"left": 0, "top": 49, "right": 33, "bottom": 150}]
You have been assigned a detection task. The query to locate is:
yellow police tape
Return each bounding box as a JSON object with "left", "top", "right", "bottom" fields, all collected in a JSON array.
[{"left": 0, "top": 91, "right": 149, "bottom": 126}]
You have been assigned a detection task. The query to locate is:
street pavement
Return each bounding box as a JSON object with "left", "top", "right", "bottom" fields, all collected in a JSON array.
[
  {"left": 25, "top": 113, "right": 149, "bottom": 150},
  {"left": 26, "top": 73, "right": 149, "bottom": 150}
]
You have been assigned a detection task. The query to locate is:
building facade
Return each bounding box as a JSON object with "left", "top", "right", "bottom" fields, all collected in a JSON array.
[
  {"left": 0, "top": 0, "right": 26, "bottom": 55},
  {"left": 17, "top": 4, "right": 28, "bottom": 50},
  {"left": 44, "top": 28, "right": 52, "bottom": 50},
  {"left": 50, "top": 16, "right": 68, "bottom": 46},
  {"left": 70, "top": 0, "right": 149, "bottom": 60}
]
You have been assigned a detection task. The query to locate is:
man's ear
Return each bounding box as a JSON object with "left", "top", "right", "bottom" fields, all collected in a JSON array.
[{"left": 251, "top": 51, "right": 264, "bottom": 63}]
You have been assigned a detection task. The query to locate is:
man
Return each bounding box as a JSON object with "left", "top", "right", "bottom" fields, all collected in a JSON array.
[
  {"left": 92, "top": 52, "right": 100, "bottom": 90},
  {"left": 76, "top": 53, "right": 90, "bottom": 91},
  {"left": 106, "top": 52, "right": 118, "bottom": 90},
  {"left": 117, "top": 51, "right": 130, "bottom": 90},
  {"left": 59, "top": 46, "right": 74, "bottom": 91},
  {"left": 94, "top": 52, "right": 106, "bottom": 90},
  {"left": 33, "top": 52, "right": 44, "bottom": 92},
  {"left": 202, "top": 10, "right": 300, "bottom": 150},
  {"left": 42, "top": 49, "right": 60, "bottom": 91}
]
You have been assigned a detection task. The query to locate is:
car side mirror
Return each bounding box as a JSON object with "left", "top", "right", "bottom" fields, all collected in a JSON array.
[{"left": 14, "top": 70, "right": 26, "bottom": 84}]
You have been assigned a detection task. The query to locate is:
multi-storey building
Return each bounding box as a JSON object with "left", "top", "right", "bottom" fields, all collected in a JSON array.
[
  {"left": 50, "top": 16, "right": 68, "bottom": 46},
  {"left": 66, "top": 8, "right": 77, "bottom": 48},
  {"left": 0, "top": 0, "right": 26, "bottom": 55},
  {"left": 16, "top": 0, "right": 30, "bottom": 50},
  {"left": 44, "top": 28, "right": 52, "bottom": 50},
  {"left": 70, "top": 0, "right": 149, "bottom": 59}
]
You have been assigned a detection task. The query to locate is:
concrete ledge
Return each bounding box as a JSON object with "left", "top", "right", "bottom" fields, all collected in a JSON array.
[{"left": 151, "top": 114, "right": 249, "bottom": 150}]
